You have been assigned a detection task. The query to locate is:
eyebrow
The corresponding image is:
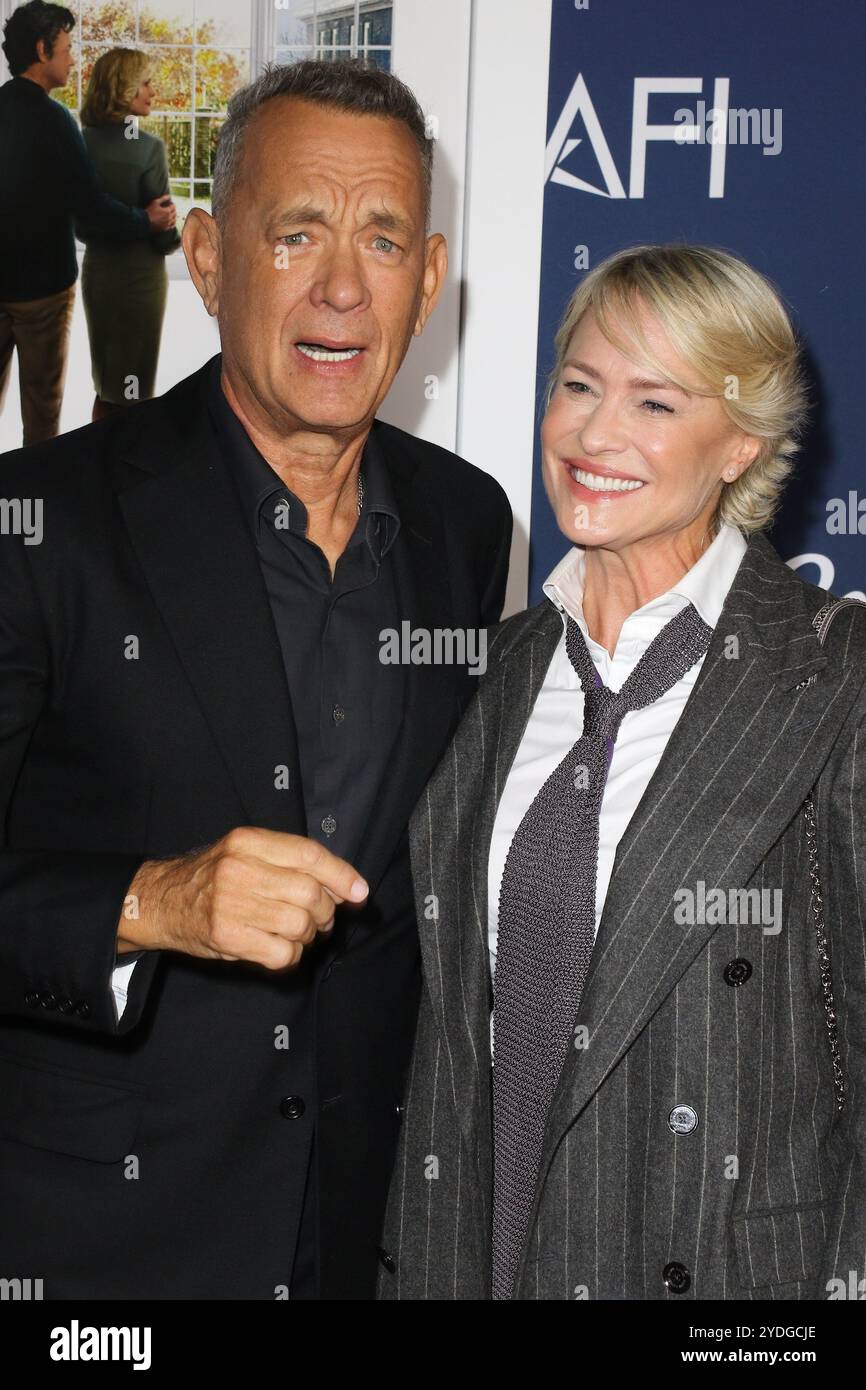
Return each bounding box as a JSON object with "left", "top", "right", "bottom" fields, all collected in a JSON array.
[
  {"left": 564, "top": 358, "right": 692, "bottom": 399},
  {"left": 268, "top": 203, "right": 417, "bottom": 240}
]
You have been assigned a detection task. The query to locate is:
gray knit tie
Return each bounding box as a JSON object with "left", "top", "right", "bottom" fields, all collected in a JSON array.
[{"left": 491, "top": 601, "right": 713, "bottom": 1300}]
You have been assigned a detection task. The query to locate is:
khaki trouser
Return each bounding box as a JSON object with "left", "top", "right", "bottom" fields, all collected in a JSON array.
[{"left": 0, "top": 283, "right": 76, "bottom": 446}]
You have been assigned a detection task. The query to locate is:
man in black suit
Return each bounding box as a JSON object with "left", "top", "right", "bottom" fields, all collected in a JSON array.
[
  {"left": 0, "top": 0, "right": 176, "bottom": 444},
  {"left": 0, "top": 59, "right": 511, "bottom": 1300}
]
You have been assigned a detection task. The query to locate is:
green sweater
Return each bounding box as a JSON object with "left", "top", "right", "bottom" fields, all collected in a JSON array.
[{"left": 75, "top": 121, "right": 180, "bottom": 257}]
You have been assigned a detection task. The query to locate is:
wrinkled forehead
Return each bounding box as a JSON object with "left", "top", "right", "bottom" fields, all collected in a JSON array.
[{"left": 241, "top": 97, "right": 426, "bottom": 219}]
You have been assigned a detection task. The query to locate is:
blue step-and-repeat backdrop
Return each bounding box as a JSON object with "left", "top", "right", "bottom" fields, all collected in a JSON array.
[{"left": 529, "top": 0, "right": 866, "bottom": 603}]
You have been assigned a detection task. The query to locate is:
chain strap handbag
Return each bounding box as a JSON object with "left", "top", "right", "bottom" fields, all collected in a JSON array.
[{"left": 800, "top": 595, "right": 865, "bottom": 1114}]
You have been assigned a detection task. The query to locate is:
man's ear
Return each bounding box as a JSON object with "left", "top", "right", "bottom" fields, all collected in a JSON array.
[
  {"left": 413, "top": 233, "right": 448, "bottom": 337},
  {"left": 183, "top": 208, "right": 221, "bottom": 318}
]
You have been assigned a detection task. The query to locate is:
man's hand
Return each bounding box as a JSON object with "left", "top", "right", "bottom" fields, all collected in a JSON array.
[
  {"left": 145, "top": 195, "right": 177, "bottom": 232},
  {"left": 116, "top": 827, "right": 368, "bottom": 969}
]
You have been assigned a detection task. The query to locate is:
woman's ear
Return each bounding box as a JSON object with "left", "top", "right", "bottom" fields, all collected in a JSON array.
[{"left": 722, "top": 435, "right": 761, "bottom": 484}]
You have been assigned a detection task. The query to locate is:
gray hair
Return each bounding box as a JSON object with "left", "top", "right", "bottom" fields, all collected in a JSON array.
[{"left": 211, "top": 59, "right": 433, "bottom": 229}]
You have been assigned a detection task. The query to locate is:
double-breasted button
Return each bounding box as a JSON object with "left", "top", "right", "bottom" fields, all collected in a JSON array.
[
  {"left": 74, "top": 1001, "right": 91, "bottom": 1019},
  {"left": 663, "top": 1261, "right": 690, "bottom": 1293},
  {"left": 280, "top": 1095, "right": 305, "bottom": 1120},
  {"left": 377, "top": 1247, "right": 396, "bottom": 1274},
  {"left": 723, "top": 957, "right": 752, "bottom": 987},
  {"left": 39, "top": 992, "right": 58, "bottom": 1010},
  {"left": 668, "top": 1104, "right": 698, "bottom": 1135}
]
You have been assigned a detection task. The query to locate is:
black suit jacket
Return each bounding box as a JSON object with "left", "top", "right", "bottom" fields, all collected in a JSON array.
[{"left": 0, "top": 359, "right": 511, "bottom": 1299}]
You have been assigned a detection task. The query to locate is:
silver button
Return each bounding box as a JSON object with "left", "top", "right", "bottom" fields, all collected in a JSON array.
[
  {"left": 321, "top": 815, "right": 337, "bottom": 836},
  {"left": 332, "top": 704, "right": 345, "bottom": 724},
  {"left": 668, "top": 1104, "right": 698, "bottom": 1135}
]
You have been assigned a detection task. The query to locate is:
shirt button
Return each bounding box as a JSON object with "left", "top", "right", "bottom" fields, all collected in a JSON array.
[
  {"left": 332, "top": 705, "right": 345, "bottom": 724},
  {"left": 668, "top": 1104, "right": 699, "bottom": 1135},
  {"left": 321, "top": 815, "right": 337, "bottom": 836}
]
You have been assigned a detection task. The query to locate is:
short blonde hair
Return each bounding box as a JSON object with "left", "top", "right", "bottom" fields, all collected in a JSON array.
[
  {"left": 81, "top": 47, "right": 149, "bottom": 127},
  {"left": 549, "top": 244, "right": 808, "bottom": 534}
]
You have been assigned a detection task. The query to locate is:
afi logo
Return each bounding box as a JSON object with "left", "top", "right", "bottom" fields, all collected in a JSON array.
[{"left": 545, "top": 74, "right": 731, "bottom": 198}]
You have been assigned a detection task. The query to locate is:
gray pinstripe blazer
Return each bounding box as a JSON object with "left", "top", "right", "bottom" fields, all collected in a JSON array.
[{"left": 377, "top": 532, "right": 866, "bottom": 1300}]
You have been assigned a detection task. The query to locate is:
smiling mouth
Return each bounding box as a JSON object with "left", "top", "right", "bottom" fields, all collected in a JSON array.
[
  {"left": 296, "top": 342, "right": 363, "bottom": 363},
  {"left": 569, "top": 465, "right": 645, "bottom": 493}
]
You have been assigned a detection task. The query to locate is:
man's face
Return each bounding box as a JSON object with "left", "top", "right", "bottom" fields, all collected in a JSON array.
[
  {"left": 41, "top": 28, "right": 73, "bottom": 90},
  {"left": 203, "top": 96, "right": 444, "bottom": 436}
]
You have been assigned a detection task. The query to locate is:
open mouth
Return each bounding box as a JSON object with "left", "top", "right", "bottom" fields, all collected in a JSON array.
[
  {"left": 568, "top": 464, "right": 645, "bottom": 493},
  {"left": 296, "top": 342, "right": 363, "bottom": 363}
]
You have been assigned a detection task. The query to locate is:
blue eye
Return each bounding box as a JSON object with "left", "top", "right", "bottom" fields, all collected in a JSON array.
[
  {"left": 373, "top": 236, "right": 396, "bottom": 253},
  {"left": 280, "top": 233, "right": 308, "bottom": 245},
  {"left": 564, "top": 380, "right": 592, "bottom": 395},
  {"left": 642, "top": 399, "right": 674, "bottom": 415}
]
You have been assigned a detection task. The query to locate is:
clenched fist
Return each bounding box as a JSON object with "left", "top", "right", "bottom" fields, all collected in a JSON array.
[{"left": 116, "top": 826, "right": 368, "bottom": 969}]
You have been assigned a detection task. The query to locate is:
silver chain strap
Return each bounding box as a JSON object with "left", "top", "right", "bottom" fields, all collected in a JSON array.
[
  {"left": 800, "top": 596, "right": 865, "bottom": 1114},
  {"left": 802, "top": 789, "right": 845, "bottom": 1113}
]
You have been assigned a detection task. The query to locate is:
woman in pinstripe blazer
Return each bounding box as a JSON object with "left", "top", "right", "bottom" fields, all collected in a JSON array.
[{"left": 377, "top": 245, "right": 866, "bottom": 1301}]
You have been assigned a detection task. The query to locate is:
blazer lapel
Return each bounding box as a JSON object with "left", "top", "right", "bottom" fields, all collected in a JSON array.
[
  {"left": 415, "top": 603, "right": 563, "bottom": 1159},
  {"left": 115, "top": 362, "right": 306, "bottom": 833},
  {"left": 539, "top": 532, "right": 864, "bottom": 1177}
]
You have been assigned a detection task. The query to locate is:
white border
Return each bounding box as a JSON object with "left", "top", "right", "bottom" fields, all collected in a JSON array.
[{"left": 458, "top": 0, "right": 552, "bottom": 615}]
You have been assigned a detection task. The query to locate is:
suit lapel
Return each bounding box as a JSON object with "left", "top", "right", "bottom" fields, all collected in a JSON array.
[
  {"left": 115, "top": 360, "right": 306, "bottom": 833},
  {"left": 415, "top": 603, "right": 563, "bottom": 1154}
]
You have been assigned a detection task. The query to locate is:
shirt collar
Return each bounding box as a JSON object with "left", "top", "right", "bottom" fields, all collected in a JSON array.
[
  {"left": 205, "top": 354, "right": 400, "bottom": 558},
  {"left": 543, "top": 522, "right": 748, "bottom": 635}
]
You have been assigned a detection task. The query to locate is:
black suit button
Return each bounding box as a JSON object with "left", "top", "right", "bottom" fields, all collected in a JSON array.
[
  {"left": 378, "top": 1247, "right": 396, "bottom": 1274},
  {"left": 280, "top": 1095, "right": 305, "bottom": 1120},
  {"left": 39, "top": 992, "right": 58, "bottom": 1010},
  {"left": 74, "top": 1001, "right": 91, "bottom": 1019},
  {"left": 663, "top": 1261, "right": 690, "bottom": 1294},
  {"left": 395, "top": 1102, "right": 405, "bottom": 1117},
  {"left": 24, "top": 991, "right": 39, "bottom": 1007},
  {"left": 723, "top": 958, "right": 752, "bottom": 987},
  {"left": 58, "top": 998, "right": 76, "bottom": 1014}
]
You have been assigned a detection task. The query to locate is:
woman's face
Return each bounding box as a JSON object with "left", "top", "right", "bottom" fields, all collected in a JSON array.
[
  {"left": 129, "top": 77, "right": 154, "bottom": 117},
  {"left": 541, "top": 303, "right": 758, "bottom": 554}
]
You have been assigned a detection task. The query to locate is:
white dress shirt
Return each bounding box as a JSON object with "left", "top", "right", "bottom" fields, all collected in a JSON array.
[{"left": 487, "top": 523, "right": 747, "bottom": 990}]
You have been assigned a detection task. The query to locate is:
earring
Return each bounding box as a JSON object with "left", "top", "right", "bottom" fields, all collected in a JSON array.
[{"left": 725, "top": 469, "right": 736, "bottom": 481}]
